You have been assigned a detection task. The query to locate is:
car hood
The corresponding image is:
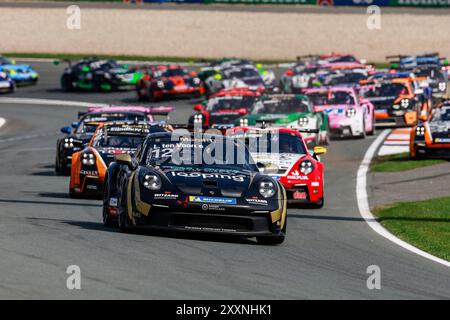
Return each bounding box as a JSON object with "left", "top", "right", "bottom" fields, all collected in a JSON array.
[
  {"left": 314, "top": 105, "right": 352, "bottom": 115},
  {"left": 251, "top": 152, "right": 304, "bottom": 175},
  {"left": 366, "top": 96, "right": 396, "bottom": 110},
  {"left": 96, "top": 147, "right": 136, "bottom": 166},
  {"left": 158, "top": 166, "right": 254, "bottom": 198}
]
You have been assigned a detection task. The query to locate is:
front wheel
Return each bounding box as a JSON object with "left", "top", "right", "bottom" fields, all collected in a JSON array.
[
  {"left": 257, "top": 220, "right": 286, "bottom": 245},
  {"left": 117, "top": 187, "right": 131, "bottom": 232},
  {"left": 102, "top": 180, "right": 115, "bottom": 227}
]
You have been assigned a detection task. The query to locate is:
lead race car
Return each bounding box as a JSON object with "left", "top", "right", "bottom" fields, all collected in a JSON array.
[
  {"left": 226, "top": 127, "right": 326, "bottom": 208},
  {"left": 305, "top": 87, "right": 375, "bottom": 138},
  {"left": 102, "top": 131, "right": 287, "bottom": 244}
]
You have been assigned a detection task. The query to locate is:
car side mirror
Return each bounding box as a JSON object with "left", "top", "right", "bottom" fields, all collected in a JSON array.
[
  {"left": 193, "top": 104, "right": 203, "bottom": 111},
  {"left": 61, "top": 126, "right": 71, "bottom": 134},
  {"left": 71, "top": 121, "right": 79, "bottom": 128},
  {"left": 257, "top": 162, "right": 279, "bottom": 175},
  {"left": 115, "top": 154, "right": 132, "bottom": 167},
  {"left": 313, "top": 146, "right": 327, "bottom": 157}
]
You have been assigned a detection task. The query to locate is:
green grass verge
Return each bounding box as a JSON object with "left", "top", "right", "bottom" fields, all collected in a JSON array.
[
  {"left": 3, "top": 52, "right": 387, "bottom": 67},
  {"left": 374, "top": 196, "right": 450, "bottom": 262},
  {"left": 370, "top": 152, "right": 446, "bottom": 173}
]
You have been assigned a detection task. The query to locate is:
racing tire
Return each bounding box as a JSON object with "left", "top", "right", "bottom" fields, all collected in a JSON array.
[
  {"left": 311, "top": 197, "right": 324, "bottom": 209},
  {"left": 61, "top": 74, "right": 74, "bottom": 91},
  {"left": 367, "top": 114, "right": 376, "bottom": 136},
  {"left": 102, "top": 179, "right": 115, "bottom": 227},
  {"left": 117, "top": 185, "right": 131, "bottom": 232},
  {"left": 257, "top": 221, "right": 286, "bottom": 245},
  {"left": 54, "top": 158, "right": 65, "bottom": 176},
  {"left": 358, "top": 119, "right": 367, "bottom": 139}
]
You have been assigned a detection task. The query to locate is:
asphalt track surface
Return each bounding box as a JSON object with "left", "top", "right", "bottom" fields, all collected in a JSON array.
[{"left": 0, "top": 61, "right": 449, "bottom": 299}]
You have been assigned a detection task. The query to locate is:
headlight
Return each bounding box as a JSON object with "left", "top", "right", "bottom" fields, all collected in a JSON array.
[
  {"left": 81, "top": 153, "right": 95, "bottom": 165},
  {"left": 258, "top": 180, "right": 276, "bottom": 199},
  {"left": 438, "top": 82, "right": 446, "bottom": 91},
  {"left": 346, "top": 108, "right": 357, "bottom": 118},
  {"left": 299, "top": 160, "right": 314, "bottom": 175},
  {"left": 143, "top": 174, "right": 162, "bottom": 191},
  {"left": 240, "top": 118, "right": 249, "bottom": 126},
  {"left": 104, "top": 72, "right": 111, "bottom": 80},
  {"left": 194, "top": 114, "right": 203, "bottom": 124},
  {"left": 416, "top": 126, "right": 425, "bottom": 136},
  {"left": 157, "top": 80, "right": 164, "bottom": 88},
  {"left": 400, "top": 99, "right": 410, "bottom": 108},
  {"left": 64, "top": 137, "right": 74, "bottom": 148},
  {"left": 297, "top": 117, "right": 309, "bottom": 126},
  {"left": 193, "top": 77, "right": 200, "bottom": 85}
]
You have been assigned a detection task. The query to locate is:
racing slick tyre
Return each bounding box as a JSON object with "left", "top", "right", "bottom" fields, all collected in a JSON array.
[
  {"left": 359, "top": 119, "right": 366, "bottom": 139},
  {"left": 117, "top": 186, "right": 131, "bottom": 232},
  {"left": 311, "top": 197, "right": 324, "bottom": 209},
  {"left": 54, "top": 158, "right": 65, "bottom": 176},
  {"left": 61, "top": 74, "right": 74, "bottom": 91},
  {"left": 102, "top": 179, "right": 115, "bottom": 227},
  {"left": 367, "top": 114, "right": 376, "bottom": 136},
  {"left": 256, "top": 221, "right": 286, "bottom": 245}
]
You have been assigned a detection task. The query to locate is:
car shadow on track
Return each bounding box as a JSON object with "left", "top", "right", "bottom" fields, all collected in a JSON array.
[
  {"left": 25, "top": 216, "right": 258, "bottom": 245},
  {"left": 0, "top": 198, "right": 101, "bottom": 208},
  {"left": 287, "top": 213, "right": 366, "bottom": 222}
]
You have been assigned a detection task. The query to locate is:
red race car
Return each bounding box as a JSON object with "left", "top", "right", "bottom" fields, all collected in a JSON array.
[
  {"left": 189, "top": 87, "right": 260, "bottom": 128},
  {"left": 136, "top": 64, "right": 204, "bottom": 101},
  {"left": 227, "top": 126, "right": 327, "bottom": 208}
]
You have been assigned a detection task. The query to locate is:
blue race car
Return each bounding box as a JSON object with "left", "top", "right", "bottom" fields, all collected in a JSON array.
[
  {"left": 0, "top": 71, "right": 15, "bottom": 94},
  {"left": 0, "top": 56, "right": 39, "bottom": 85}
]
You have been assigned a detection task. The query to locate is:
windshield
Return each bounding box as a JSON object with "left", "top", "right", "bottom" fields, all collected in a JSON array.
[
  {"left": 251, "top": 97, "right": 310, "bottom": 114},
  {"left": 206, "top": 96, "right": 255, "bottom": 111},
  {"left": 76, "top": 113, "right": 146, "bottom": 134},
  {"left": 154, "top": 68, "right": 187, "bottom": 78},
  {"left": 307, "top": 91, "right": 355, "bottom": 105},
  {"left": 143, "top": 136, "right": 257, "bottom": 171},
  {"left": 225, "top": 68, "right": 259, "bottom": 79},
  {"left": 432, "top": 108, "right": 450, "bottom": 122},
  {"left": 93, "top": 134, "right": 144, "bottom": 148},
  {"left": 229, "top": 132, "right": 306, "bottom": 155},
  {"left": 365, "top": 83, "right": 408, "bottom": 98}
]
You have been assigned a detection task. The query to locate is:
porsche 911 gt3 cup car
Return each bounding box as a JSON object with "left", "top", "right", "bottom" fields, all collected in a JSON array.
[
  {"left": 236, "top": 94, "right": 330, "bottom": 146},
  {"left": 0, "top": 57, "right": 39, "bottom": 85},
  {"left": 188, "top": 88, "right": 260, "bottom": 128},
  {"left": 204, "top": 65, "right": 266, "bottom": 97},
  {"left": 55, "top": 106, "right": 173, "bottom": 175},
  {"left": 0, "top": 71, "right": 15, "bottom": 93},
  {"left": 227, "top": 127, "right": 326, "bottom": 208},
  {"left": 410, "top": 101, "right": 450, "bottom": 159},
  {"left": 136, "top": 64, "right": 204, "bottom": 101},
  {"left": 305, "top": 87, "right": 375, "bottom": 138},
  {"left": 58, "top": 58, "right": 143, "bottom": 91},
  {"left": 102, "top": 131, "right": 287, "bottom": 244},
  {"left": 69, "top": 122, "right": 165, "bottom": 197}
]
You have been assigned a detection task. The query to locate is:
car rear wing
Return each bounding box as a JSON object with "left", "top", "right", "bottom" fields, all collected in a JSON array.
[{"left": 144, "top": 106, "right": 175, "bottom": 116}]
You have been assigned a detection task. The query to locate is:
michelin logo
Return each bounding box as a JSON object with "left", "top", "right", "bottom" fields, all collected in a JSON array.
[{"left": 189, "top": 196, "right": 237, "bottom": 205}]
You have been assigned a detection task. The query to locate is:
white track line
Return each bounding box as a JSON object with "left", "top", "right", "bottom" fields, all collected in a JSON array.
[
  {"left": 0, "top": 117, "right": 5, "bottom": 130},
  {"left": 0, "top": 97, "right": 108, "bottom": 108},
  {"left": 356, "top": 129, "right": 450, "bottom": 267}
]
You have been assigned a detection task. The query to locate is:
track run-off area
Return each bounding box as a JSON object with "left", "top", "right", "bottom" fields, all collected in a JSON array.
[{"left": 0, "top": 61, "right": 449, "bottom": 299}]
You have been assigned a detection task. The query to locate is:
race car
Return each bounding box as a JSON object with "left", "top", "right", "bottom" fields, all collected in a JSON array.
[
  {"left": 102, "top": 131, "right": 287, "bottom": 244},
  {"left": 0, "top": 57, "right": 39, "bottom": 85},
  {"left": 361, "top": 77, "right": 430, "bottom": 127},
  {"left": 410, "top": 101, "right": 450, "bottom": 159},
  {"left": 0, "top": 71, "right": 15, "bottom": 94},
  {"left": 226, "top": 127, "right": 327, "bottom": 208},
  {"left": 198, "top": 58, "right": 276, "bottom": 88},
  {"left": 69, "top": 122, "right": 163, "bottom": 198},
  {"left": 305, "top": 87, "right": 375, "bottom": 138},
  {"left": 203, "top": 65, "right": 266, "bottom": 97},
  {"left": 188, "top": 88, "right": 260, "bottom": 128},
  {"left": 136, "top": 64, "right": 204, "bottom": 101},
  {"left": 55, "top": 106, "right": 173, "bottom": 175},
  {"left": 236, "top": 94, "right": 330, "bottom": 146},
  {"left": 57, "top": 58, "right": 143, "bottom": 91}
]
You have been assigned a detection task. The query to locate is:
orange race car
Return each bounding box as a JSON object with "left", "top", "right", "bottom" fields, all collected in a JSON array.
[
  {"left": 410, "top": 101, "right": 450, "bottom": 159},
  {"left": 361, "top": 77, "right": 431, "bottom": 127},
  {"left": 69, "top": 122, "right": 167, "bottom": 197}
]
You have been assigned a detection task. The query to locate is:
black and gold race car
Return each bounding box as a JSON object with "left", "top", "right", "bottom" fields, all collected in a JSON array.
[{"left": 102, "top": 131, "right": 287, "bottom": 244}]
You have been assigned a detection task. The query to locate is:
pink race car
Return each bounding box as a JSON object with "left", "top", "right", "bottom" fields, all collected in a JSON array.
[{"left": 305, "top": 87, "right": 375, "bottom": 138}]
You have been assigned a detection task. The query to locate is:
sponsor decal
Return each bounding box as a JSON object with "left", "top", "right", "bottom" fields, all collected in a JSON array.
[
  {"left": 80, "top": 170, "right": 98, "bottom": 176},
  {"left": 311, "top": 182, "right": 320, "bottom": 187},
  {"left": 434, "top": 138, "right": 450, "bottom": 143},
  {"left": 109, "top": 198, "right": 118, "bottom": 207},
  {"left": 246, "top": 198, "right": 268, "bottom": 205},
  {"left": 86, "top": 184, "right": 98, "bottom": 190},
  {"left": 189, "top": 196, "right": 237, "bottom": 205},
  {"left": 287, "top": 170, "right": 309, "bottom": 180},
  {"left": 154, "top": 193, "right": 178, "bottom": 200},
  {"left": 171, "top": 172, "right": 246, "bottom": 182},
  {"left": 293, "top": 191, "right": 307, "bottom": 200}
]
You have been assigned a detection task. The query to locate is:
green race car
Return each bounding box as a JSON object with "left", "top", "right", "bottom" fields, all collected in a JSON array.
[
  {"left": 236, "top": 94, "right": 330, "bottom": 146},
  {"left": 57, "top": 58, "right": 144, "bottom": 92}
]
